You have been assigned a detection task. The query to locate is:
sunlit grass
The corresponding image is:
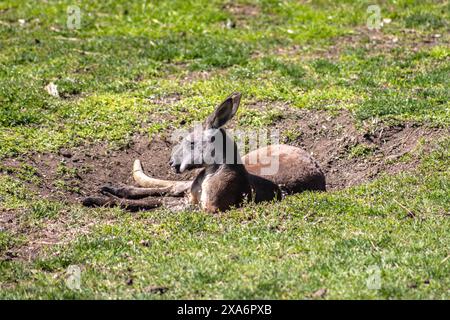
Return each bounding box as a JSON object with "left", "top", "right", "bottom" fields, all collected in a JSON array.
[{"left": 0, "top": 0, "right": 449, "bottom": 299}]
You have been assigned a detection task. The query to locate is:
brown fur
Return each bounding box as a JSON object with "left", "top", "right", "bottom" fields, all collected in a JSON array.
[
  {"left": 190, "top": 164, "right": 281, "bottom": 213},
  {"left": 243, "top": 145, "right": 326, "bottom": 193}
]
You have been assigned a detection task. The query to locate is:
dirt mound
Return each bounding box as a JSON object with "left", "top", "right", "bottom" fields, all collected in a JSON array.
[
  {"left": 2, "top": 109, "right": 445, "bottom": 204},
  {"left": 276, "top": 109, "right": 444, "bottom": 189}
]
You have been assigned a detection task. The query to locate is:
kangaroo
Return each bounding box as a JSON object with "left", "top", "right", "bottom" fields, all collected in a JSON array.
[{"left": 83, "top": 92, "right": 325, "bottom": 212}]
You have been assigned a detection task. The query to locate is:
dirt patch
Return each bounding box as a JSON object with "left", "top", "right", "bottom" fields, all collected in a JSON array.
[
  {"left": 223, "top": 3, "right": 260, "bottom": 17},
  {"left": 221, "top": 2, "right": 261, "bottom": 30},
  {"left": 2, "top": 136, "right": 196, "bottom": 205},
  {"left": 1, "top": 108, "right": 445, "bottom": 204},
  {"left": 276, "top": 110, "right": 444, "bottom": 189},
  {"left": 329, "top": 27, "right": 446, "bottom": 57},
  {"left": 272, "top": 27, "right": 448, "bottom": 60}
]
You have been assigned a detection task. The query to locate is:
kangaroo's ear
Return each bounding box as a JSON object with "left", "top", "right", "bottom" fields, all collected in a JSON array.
[{"left": 205, "top": 92, "right": 241, "bottom": 129}]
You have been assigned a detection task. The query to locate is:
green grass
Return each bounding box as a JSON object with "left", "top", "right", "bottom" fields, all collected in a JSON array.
[
  {"left": 0, "top": 138, "right": 449, "bottom": 299},
  {"left": 0, "top": 0, "right": 449, "bottom": 299},
  {"left": 348, "top": 143, "right": 376, "bottom": 159}
]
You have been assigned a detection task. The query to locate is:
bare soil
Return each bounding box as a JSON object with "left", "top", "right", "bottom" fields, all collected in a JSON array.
[
  {"left": 272, "top": 108, "right": 445, "bottom": 189},
  {"left": 272, "top": 27, "right": 448, "bottom": 60},
  {"left": 2, "top": 108, "right": 445, "bottom": 205},
  {"left": 3, "top": 136, "right": 196, "bottom": 204}
]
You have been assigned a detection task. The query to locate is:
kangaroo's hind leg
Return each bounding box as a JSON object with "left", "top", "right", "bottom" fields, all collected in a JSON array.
[
  {"left": 82, "top": 195, "right": 163, "bottom": 211},
  {"left": 82, "top": 194, "right": 185, "bottom": 212},
  {"left": 100, "top": 185, "right": 181, "bottom": 199},
  {"left": 99, "top": 178, "right": 191, "bottom": 199}
]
